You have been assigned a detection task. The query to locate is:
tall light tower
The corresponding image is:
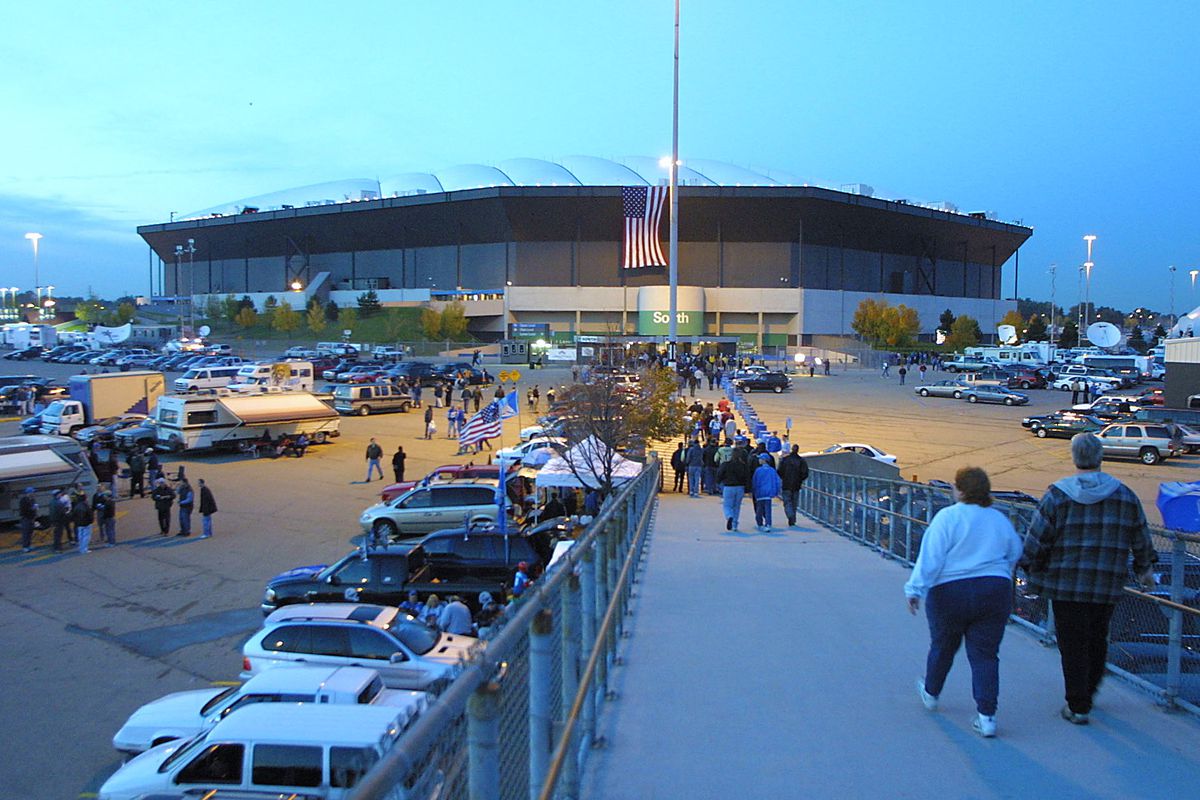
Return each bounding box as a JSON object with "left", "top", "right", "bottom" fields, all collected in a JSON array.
[
  {"left": 1048, "top": 263, "right": 1057, "bottom": 347},
  {"left": 667, "top": 0, "right": 680, "bottom": 365},
  {"left": 174, "top": 244, "right": 185, "bottom": 335},
  {"left": 185, "top": 238, "right": 197, "bottom": 334},
  {"left": 24, "top": 232, "right": 43, "bottom": 290}
]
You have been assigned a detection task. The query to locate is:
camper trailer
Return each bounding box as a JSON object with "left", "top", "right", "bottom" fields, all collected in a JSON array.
[
  {"left": 963, "top": 342, "right": 1056, "bottom": 367},
  {"left": 0, "top": 436, "right": 99, "bottom": 525},
  {"left": 154, "top": 390, "right": 340, "bottom": 451},
  {"left": 227, "top": 361, "right": 315, "bottom": 392}
]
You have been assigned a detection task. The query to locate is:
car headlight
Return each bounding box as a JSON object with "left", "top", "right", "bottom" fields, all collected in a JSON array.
[{"left": 264, "top": 588, "right": 276, "bottom": 602}]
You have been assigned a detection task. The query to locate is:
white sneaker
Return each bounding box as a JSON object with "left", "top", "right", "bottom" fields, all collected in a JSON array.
[
  {"left": 972, "top": 713, "right": 997, "bottom": 738},
  {"left": 916, "top": 679, "right": 938, "bottom": 711}
]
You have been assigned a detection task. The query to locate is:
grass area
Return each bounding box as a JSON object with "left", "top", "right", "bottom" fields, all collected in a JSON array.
[{"left": 204, "top": 307, "right": 477, "bottom": 345}]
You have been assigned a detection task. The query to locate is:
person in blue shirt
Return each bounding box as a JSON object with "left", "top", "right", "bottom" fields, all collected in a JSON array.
[
  {"left": 765, "top": 431, "right": 783, "bottom": 454},
  {"left": 751, "top": 454, "right": 782, "bottom": 532}
]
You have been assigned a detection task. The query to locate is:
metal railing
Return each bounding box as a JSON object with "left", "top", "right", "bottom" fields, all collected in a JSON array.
[
  {"left": 349, "top": 457, "right": 660, "bottom": 800},
  {"left": 799, "top": 469, "right": 1200, "bottom": 714}
]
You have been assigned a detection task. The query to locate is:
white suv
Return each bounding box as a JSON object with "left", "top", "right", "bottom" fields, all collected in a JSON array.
[
  {"left": 241, "top": 603, "right": 478, "bottom": 690},
  {"left": 112, "top": 665, "right": 428, "bottom": 755}
]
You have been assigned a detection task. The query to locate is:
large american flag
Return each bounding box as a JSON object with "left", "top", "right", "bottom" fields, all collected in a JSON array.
[
  {"left": 459, "top": 399, "right": 503, "bottom": 447},
  {"left": 622, "top": 186, "right": 667, "bottom": 268}
]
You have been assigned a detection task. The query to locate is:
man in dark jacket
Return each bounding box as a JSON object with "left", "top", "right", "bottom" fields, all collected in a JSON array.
[
  {"left": 702, "top": 439, "right": 720, "bottom": 495},
  {"left": 93, "top": 483, "right": 117, "bottom": 547},
  {"left": 670, "top": 443, "right": 686, "bottom": 492},
  {"left": 392, "top": 446, "right": 407, "bottom": 483},
  {"left": 176, "top": 479, "right": 195, "bottom": 537},
  {"left": 198, "top": 479, "right": 218, "bottom": 538},
  {"left": 127, "top": 450, "right": 146, "bottom": 498},
  {"left": 1019, "top": 433, "right": 1157, "bottom": 725},
  {"left": 365, "top": 438, "right": 384, "bottom": 481},
  {"left": 72, "top": 491, "right": 94, "bottom": 553},
  {"left": 151, "top": 478, "right": 174, "bottom": 536},
  {"left": 716, "top": 448, "right": 750, "bottom": 532},
  {"left": 18, "top": 487, "right": 38, "bottom": 552},
  {"left": 777, "top": 446, "right": 810, "bottom": 527},
  {"left": 50, "top": 489, "right": 70, "bottom": 551},
  {"left": 684, "top": 439, "right": 704, "bottom": 497}
]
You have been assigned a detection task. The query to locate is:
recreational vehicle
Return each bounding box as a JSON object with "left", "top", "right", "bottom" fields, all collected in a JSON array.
[
  {"left": 154, "top": 391, "right": 340, "bottom": 451},
  {"left": 0, "top": 435, "right": 98, "bottom": 525}
]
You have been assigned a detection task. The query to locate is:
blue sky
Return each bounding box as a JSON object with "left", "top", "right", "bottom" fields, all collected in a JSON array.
[{"left": 1, "top": 1, "right": 1196, "bottom": 314}]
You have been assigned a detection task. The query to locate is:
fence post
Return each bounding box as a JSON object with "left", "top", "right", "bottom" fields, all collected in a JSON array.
[
  {"left": 904, "top": 487, "right": 913, "bottom": 563},
  {"left": 595, "top": 521, "right": 611, "bottom": 698},
  {"left": 559, "top": 573, "right": 582, "bottom": 799},
  {"left": 467, "top": 681, "right": 501, "bottom": 800},
  {"left": 529, "top": 609, "right": 554, "bottom": 800},
  {"left": 579, "top": 542, "right": 597, "bottom": 745},
  {"left": 1167, "top": 536, "right": 1187, "bottom": 703}
]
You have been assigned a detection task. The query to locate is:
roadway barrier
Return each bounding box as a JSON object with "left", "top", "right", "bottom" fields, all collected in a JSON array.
[
  {"left": 798, "top": 469, "right": 1200, "bottom": 715},
  {"left": 349, "top": 457, "right": 660, "bottom": 800}
]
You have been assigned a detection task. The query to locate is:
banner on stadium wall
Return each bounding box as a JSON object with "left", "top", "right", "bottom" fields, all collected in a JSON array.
[{"left": 636, "top": 285, "right": 704, "bottom": 336}]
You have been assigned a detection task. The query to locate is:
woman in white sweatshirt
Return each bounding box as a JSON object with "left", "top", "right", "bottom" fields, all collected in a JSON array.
[{"left": 904, "top": 466, "right": 1023, "bottom": 738}]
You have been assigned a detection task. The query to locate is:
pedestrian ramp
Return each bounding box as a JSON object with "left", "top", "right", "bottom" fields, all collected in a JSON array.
[{"left": 582, "top": 494, "right": 1200, "bottom": 800}]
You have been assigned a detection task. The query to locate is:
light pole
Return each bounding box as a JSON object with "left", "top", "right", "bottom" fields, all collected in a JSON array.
[
  {"left": 667, "top": 0, "right": 680, "bottom": 365},
  {"left": 1169, "top": 265, "right": 1177, "bottom": 324},
  {"left": 1048, "top": 263, "right": 1056, "bottom": 347},
  {"left": 24, "top": 232, "right": 42, "bottom": 290},
  {"left": 185, "top": 238, "right": 197, "bottom": 334},
  {"left": 174, "top": 244, "right": 184, "bottom": 335},
  {"left": 1083, "top": 234, "right": 1096, "bottom": 335},
  {"left": 42, "top": 285, "right": 54, "bottom": 321}
]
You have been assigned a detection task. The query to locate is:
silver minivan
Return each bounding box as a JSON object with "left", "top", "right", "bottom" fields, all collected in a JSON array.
[
  {"left": 174, "top": 365, "right": 242, "bottom": 393},
  {"left": 333, "top": 383, "right": 413, "bottom": 416},
  {"left": 360, "top": 480, "right": 500, "bottom": 540}
]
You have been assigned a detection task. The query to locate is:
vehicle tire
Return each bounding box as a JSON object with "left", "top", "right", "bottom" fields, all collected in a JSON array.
[
  {"left": 772, "top": 386, "right": 783, "bottom": 394},
  {"left": 1020, "top": 381, "right": 1031, "bottom": 389},
  {"left": 69, "top": 426, "right": 82, "bottom": 436},
  {"left": 400, "top": 402, "right": 411, "bottom": 413},
  {"left": 357, "top": 405, "right": 371, "bottom": 416},
  {"left": 1004, "top": 397, "right": 1015, "bottom": 406},
  {"left": 470, "top": 516, "right": 492, "bottom": 528},
  {"left": 740, "top": 384, "right": 750, "bottom": 393},
  {"left": 372, "top": 519, "right": 398, "bottom": 541},
  {"left": 151, "top": 736, "right": 178, "bottom": 748},
  {"left": 1140, "top": 447, "right": 1161, "bottom": 466},
  {"left": 919, "top": 389, "right": 929, "bottom": 397},
  {"left": 1036, "top": 427, "right": 1048, "bottom": 438},
  {"left": 313, "top": 431, "right": 327, "bottom": 444},
  {"left": 953, "top": 391, "right": 962, "bottom": 399},
  {"left": 967, "top": 395, "right": 978, "bottom": 403}
]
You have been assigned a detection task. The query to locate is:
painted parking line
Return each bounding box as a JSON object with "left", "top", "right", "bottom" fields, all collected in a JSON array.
[
  {"left": 0, "top": 416, "right": 20, "bottom": 423},
  {"left": 212, "top": 680, "right": 241, "bottom": 686}
]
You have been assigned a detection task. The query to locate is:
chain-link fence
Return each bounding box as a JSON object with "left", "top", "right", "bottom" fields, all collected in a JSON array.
[
  {"left": 799, "top": 469, "right": 1200, "bottom": 714},
  {"left": 349, "top": 458, "right": 660, "bottom": 800}
]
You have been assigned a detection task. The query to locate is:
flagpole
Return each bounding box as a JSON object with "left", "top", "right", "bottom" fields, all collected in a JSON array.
[{"left": 667, "top": 0, "right": 680, "bottom": 365}]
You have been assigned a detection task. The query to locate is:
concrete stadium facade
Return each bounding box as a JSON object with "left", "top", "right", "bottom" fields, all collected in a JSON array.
[{"left": 137, "top": 158, "right": 1032, "bottom": 346}]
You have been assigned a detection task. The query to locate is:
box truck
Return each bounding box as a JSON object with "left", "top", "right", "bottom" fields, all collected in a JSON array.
[
  {"left": 40, "top": 371, "right": 166, "bottom": 436},
  {"left": 0, "top": 435, "right": 99, "bottom": 525},
  {"left": 154, "top": 390, "right": 340, "bottom": 451}
]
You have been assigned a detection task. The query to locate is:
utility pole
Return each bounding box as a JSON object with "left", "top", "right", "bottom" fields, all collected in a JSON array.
[
  {"left": 1048, "top": 263, "right": 1056, "bottom": 348},
  {"left": 667, "top": 0, "right": 680, "bottom": 366}
]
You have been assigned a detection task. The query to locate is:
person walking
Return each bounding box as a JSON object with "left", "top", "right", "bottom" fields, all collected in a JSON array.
[
  {"left": 1019, "top": 433, "right": 1157, "bottom": 725},
  {"left": 176, "top": 478, "right": 195, "bottom": 537},
  {"left": 882, "top": 360, "right": 890, "bottom": 378},
  {"left": 127, "top": 449, "right": 146, "bottom": 498},
  {"left": 365, "top": 438, "right": 384, "bottom": 481},
  {"left": 152, "top": 478, "right": 174, "bottom": 535},
  {"left": 918, "top": 363, "right": 927, "bottom": 383},
  {"left": 423, "top": 405, "right": 435, "bottom": 440},
  {"left": 93, "top": 483, "right": 117, "bottom": 548},
  {"left": 433, "top": 383, "right": 444, "bottom": 408},
  {"left": 751, "top": 453, "right": 782, "bottom": 532},
  {"left": 72, "top": 490, "right": 94, "bottom": 554},
  {"left": 716, "top": 447, "right": 750, "bottom": 532},
  {"left": 532, "top": 385, "right": 540, "bottom": 412},
  {"left": 777, "top": 445, "right": 810, "bottom": 527},
  {"left": 904, "top": 466, "right": 1023, "bottom": 738},
  {"left": 702, "top": 438, "right": 719, "bottom": 496},
  {"left": 898, "top": 365, "right": 908, "bottom": 385},
  {"left": 684, "top": 439, "right": 704, "bottom": 498},
  {"left": 670, "top": 443, "right": 686, "bottom": 493},
  {"left": 392, "top": 446, "right": 407, "bottom": 483},
  {"left": 18, "top": 487, "right": 38, "bottom": 552},
  {"left": 198, "top": 479, "right": 218, "bottom": 538}
]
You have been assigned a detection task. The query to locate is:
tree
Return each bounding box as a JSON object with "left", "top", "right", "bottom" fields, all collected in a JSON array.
[
  {"left": 1059, "top": 320, "right": 1079, "bottom": 348},
  {"left": 223, "top": 294, "right": 241, "bottom": 321},
  {"left": 73, "top": 295, "right": 105, "bottom": 322},
  {"left": 383, "top": 309, "right": 407, "bottom": 342},
  {"left": 271, "top": 300, "right": 301, "bottom": 333},
  {"left": 1024, "top": 314, "right": 1048, "bottom": 341},
  {"left": 238, "top": 295, "right": 255, "bottom": 312},
  {"left": 998, "top": 310, "right": 1026, "bottom": 341},
  {"left": 420, "top": 307, "right": 442, "bottom": 339},
  {"left": 339, "top": 307, "right": 358, "bottom": 333},
  {"left": 944, "top": 314, "right": 981, "bottom": 351},
  {"left": 306, "top": 300, "right": 326, "bottom": 334},
  {"left": 264, "top": 295, "right": 278, "bottom": 313},
  {"left": 851, "top": 298, "right": 887, "bottom": 344},
  {"left": 1153, "top": 324, "right": 1168, "bottom": 342},
  {"left": 115, "top": 302, "right": 136, "bottom": 325},
  {"left": 234, "top": 306, "right": 259, "bottom": 329},
  {"left": 851, "top": 298, "right": 918, "bottom": 347},
  {"left": 938, "top": 308, "right": 956, "bottom": 334},
  {"left": 1127, "top": 325, "right": 1148, "bottom": 354},
  {"left": 440, "top": 302, "right": 468, "bottom": 340},
  {"left": 357, "top": 290, "right": 382, "bottom": 317},
  {"left": 325, "top": 300, "right": 340, "bottom": 321}
]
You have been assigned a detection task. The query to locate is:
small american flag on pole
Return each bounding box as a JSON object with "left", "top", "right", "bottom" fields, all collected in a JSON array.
[
  {"left": 459, "top": 400, "right": 503, "bottom": 448},
  {"left": 622, "top": 186, "right": 667, "bottom": 268}
]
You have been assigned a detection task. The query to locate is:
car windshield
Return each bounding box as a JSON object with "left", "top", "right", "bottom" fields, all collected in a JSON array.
[
  {"left": 198, "top": 686, "right": 239, "bottom": 716},
  {"left": 383, "top": 610, "right": 440, "bottom": 655},
  {"left": 157, "top": 728, "right": 211, "bottom": 772},
  {"left": 181, "top": 369, "right": 200, "bottom": 379},
  {"left": 333, "top": 385, "right": 354, "bottom": 399}
]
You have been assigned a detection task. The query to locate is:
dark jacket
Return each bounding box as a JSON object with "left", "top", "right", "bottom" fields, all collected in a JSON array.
[
  {"left": 72, "top": 498, "right": 93, "bottom": 527},
  {"left": 92, "top": 490, "right": 116, "bottom": 521},
  {"left": 127, "top": 452, "right": 145, "bottom": 474},
  {"left": 199, "top": 486, "right": 218, "bottom": 515},
  {"left": 684, "top": 444, "right": 703, "bottom": 468},
  {"left": 777, "top": 453, "right": 810, "bottom": 491},
  {"left": 392, "top": 450, "right": 406, "bottom": 470},
  {"left": 716, "top": 454, "right": 750, "bottom": 488},
  {"left": 19, "top": 494, "right": 38, "bottom": 521},
  {"left": 702, "top": 442, "right": 719, "bottom": 468},
  {"left": 177, "top": 483, "right": 195, "bottom": 510},
  {"left": 152, "top": 484, "right": 175, "bottom": 511},
  {"left": 670, "top": 446, "right": 685, "bottom": 472},
  {"left": 366, "top": 442, "right": 383, "bottom": 460}
]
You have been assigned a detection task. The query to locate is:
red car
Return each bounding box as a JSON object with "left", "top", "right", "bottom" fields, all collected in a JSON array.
[
  {"left": 380, "top": 463, "right": 502, "bottom": 503},
  {"left": 1136, "top": 387, "right": 1164, "bottom": 406},
  {"left": 1006, "top": 370, "right": 1048, "bottom": 390}
]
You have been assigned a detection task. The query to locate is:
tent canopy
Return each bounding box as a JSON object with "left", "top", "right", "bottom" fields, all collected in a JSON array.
[
  {"left": 0, "top": 448, "right": 74, "bottom": 482},
  {"left": 535, "top": 436, "right": 643, "bottom": 489},
  {"left": 218, "top": 393, "right": 336, "bottom": 424}
]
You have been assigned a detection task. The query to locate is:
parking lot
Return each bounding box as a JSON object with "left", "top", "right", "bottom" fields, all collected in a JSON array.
[{"left": 0, "top": 360, "right": 1190, "bottom": 799}]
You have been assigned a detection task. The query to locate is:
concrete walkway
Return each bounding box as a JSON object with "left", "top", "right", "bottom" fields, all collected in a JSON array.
[{"left": 583, "top": 494, "right": 1200, "bottom": 800}]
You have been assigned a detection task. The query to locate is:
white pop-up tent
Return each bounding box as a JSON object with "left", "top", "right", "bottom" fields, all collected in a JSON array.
[{"left": 534, "top": 436, "right": 643, "bottom": 489}]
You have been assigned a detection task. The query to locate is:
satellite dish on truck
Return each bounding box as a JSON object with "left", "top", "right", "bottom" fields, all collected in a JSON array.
[
  {"left": 997, "top": 325, "right": 1018, "bottom": 345},
  {"left": 93, "top": 323, "right": 131, "bottom": 345},
  {"left": 1086, "top": 321, "right": 1121, "bottom": 348},
  {"left": 198, "top": 324, "right": 211, "bottom": 338}
]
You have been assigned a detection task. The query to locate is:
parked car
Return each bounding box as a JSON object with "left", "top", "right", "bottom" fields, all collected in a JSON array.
[
  {"left": 111, "top": 665, "right": 427, "bottom": 755},
  {"left": 1097, "top": 422, "right": 1183, "bottom": 465},
  {"left": 801, "top": 443, "right": 897, "bottom": 464},
  {"left": 381, "top": 463, "right": 502, "bottom": 503},
  {"left": 3, "top": 346, "right": 42, "bottom": 361},
  {"left": 1050, "top": 375, "right": 1114, "bottom": 393},
  {"left": 1070, "top": 396, "right": 1141, "bottom": 420},
  {"left": 961, "top": 386, "right": 1030, "bottom": 406},
  {"left": 359, "top": 479, "right": 503, "bottom": 541},
  {"left": 496, "top": 436, "right": 566, "bottom": 462},
  {"left": 943, "top": 357, "right": 996, "bottom": 373},
  {"left": 914, "top": 379, "right": 969, "bottom": 399},
  {"left": 112, "top": 417, "right": 159, "bottom": 451},
  {"left": 732, "top": 369, "right": 791, "bottom": 393},
  {"left": 1006, "top": 370, "right": 1048, "bottom": 390},
  {"left": 389, "top": 361, "right": 441, "bottom": 387},
  {"left": 434, "top": 363, "right": 493, "bottom": 385},
  {"left": 75, "top": 414, "right": 148, "bottom": 446},
  {"left": 241, "top": 603, "right": 477, "bottom": 690},
  {"left": 1030, "top": 414, "right": 1105, "bottom": 439}
]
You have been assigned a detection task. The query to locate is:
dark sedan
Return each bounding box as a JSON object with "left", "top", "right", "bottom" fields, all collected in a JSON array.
[
  {"left": 733, "top": 370, "right": 791, "bottom": 393},
  {"left": 1031, "top": 414, "right": 1105, "bottom": 439}
]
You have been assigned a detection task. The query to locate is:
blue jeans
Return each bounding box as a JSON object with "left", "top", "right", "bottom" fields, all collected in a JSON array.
[
  {"left": 179, "top": 507, "right": 192, "bottom": 536},
  {"left": 101, "top": 518, "right": 116, "bottom": 545},
  {"left": 366, "top": 458, "right": 383, "bottom": 481},
  {"left": 781, "top": 489, "right": 799, "bottom": 524},
  {"left": 754, "top": 498, "right": 773, "bottom": 529},
  {"left": 687, "top": 466, "right": 702, "bottom": 496},
  {"left": 923, "top": 576, "right": 1012, "bottom": 715},
  {"left": 202, "top": 514, "right": 214, "bottom": 538},
  {"left": 703, "top": 466, "right": 718, "bottom": 494},
  {"left": 721, "top": 486, "right": 745, "bottom": 529}
]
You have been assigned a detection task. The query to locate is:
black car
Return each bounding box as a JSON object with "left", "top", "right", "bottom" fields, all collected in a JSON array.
[
  {"left": 434, "top": 363, "right": 493, "bottom": 385},
  {"left": 389, "top": 361, "right": 441, "bottom": 387},
  {"left": 733, "top": 369, "right": 791, "bottom": 394},
  {"left": 1031, "top": 414, "right": 1105, "bottom": 439},
  {"left": 3, "top": 346, "right": 43, "bottom": 361},
  {"left": 260, "top": 523, "right": 555, "bottom": 614}
]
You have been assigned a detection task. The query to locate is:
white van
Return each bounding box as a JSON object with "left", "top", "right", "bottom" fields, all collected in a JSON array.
[
  {"left": 174, "top": 365, "right": 243, "bottom": 393},
  {"left": 97, "top": 703, "right": 437, "bottom": 800},
  {"left": 229, "top": 361, "right": 315, "bottom": 392}
]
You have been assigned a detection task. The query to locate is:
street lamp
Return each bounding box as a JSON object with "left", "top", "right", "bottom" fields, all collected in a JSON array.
[
  {"left": 1191, "top": 269, "right": 1199, "bottom": 292},
  {"left": 667, "top": 0, "right": 680, "bottom": 365},
  {"left": 24, "top": 232, "right": 42, "bottom": 289},
  {"left": 185, "top": 239, "right": 197, "bottom": 334},
  {"left": 1082, "top": 234, "right": 1096, "bottom": 331},
  {"left": 174, "top": 244, "right": 184, "bottom": 334},
  {"left": 1169, "top": 265, "right": 1177, "bottom": 323}
]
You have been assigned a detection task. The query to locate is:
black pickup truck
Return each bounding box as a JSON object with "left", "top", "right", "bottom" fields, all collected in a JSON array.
[{"left": 260, "top": 520, "right": 567, "bottom": 614}]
